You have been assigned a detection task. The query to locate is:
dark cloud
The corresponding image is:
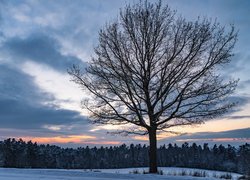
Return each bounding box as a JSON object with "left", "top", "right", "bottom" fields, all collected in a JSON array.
[
  {"left": 3, "top": 34, "right": 85, "bottom": 72},
  {"left": 159, "top": 128, "right": 250, "bottom": 146},
  {"left": 227, "top": 116, "right": 250, "bottom": 120},
  {"left": 179, "top": 128, "right": 250, "bottom": 139},
  {"left": 0, "top": 64, "right": 47, "bottom": 102},
  {"left": 227, "top": 96, "right": 249, "bottom": 105},
  {"left": 0, "top": 64, "right": 88, "bottom": 130},
  {"left": 0, "top": 99, "right": 85, "bottom": 129}
]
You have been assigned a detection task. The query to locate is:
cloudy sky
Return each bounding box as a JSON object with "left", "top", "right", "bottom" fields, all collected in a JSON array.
[{"left": 0, "top": 0, "right": 249, "bottom": 147}]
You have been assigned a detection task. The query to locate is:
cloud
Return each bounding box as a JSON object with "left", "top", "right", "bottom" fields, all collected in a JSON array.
[
  {"left": 0, "top": 99, "right": 86, "bottom": 129},
  {"left": 183, "top": 128, "right": 250, "bottom": 139},
  {"left": 2, "top": 33, "right": 85, "bottom": 72},
  {"left": 210, "top": 95, "right": 250, "bottom": 118},
  {"left": 227, "top": 115, "right": 250, "bottom": 120},
  {"left": 227, "top": 95, "right": 250, "bottom": 111},
  {"left": 0, "top": 0, "right": 127, "bottom": 61},
  {"left": 238, "top": 79, "right": 250, "bottom": 90},
  {"left": 159, "top": 128, "right": 250, "bottom": 146},
  {"left": 0, "top": 64, "right": 45, "bottom": 102},
  {"left": 0, "top": 64, "right": 88, "bottom": 131}
]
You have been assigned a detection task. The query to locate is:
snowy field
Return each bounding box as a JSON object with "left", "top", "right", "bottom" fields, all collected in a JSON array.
[{"left": 0, "top": 167, "right": 242, "bottom": 180}]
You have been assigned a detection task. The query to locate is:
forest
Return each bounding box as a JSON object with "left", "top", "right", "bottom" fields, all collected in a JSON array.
[{"left": 0, "top": 138, "right": 249, "bottom": 175}]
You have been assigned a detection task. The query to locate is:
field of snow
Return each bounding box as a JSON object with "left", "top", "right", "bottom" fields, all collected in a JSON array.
[{"left": 0, "top": 167, "right": 242, "bottom": 180}]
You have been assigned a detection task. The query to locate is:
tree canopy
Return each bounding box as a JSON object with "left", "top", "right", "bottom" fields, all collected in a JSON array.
[{"left": 69, "top": 1, "right": 238, "bottom": 173}]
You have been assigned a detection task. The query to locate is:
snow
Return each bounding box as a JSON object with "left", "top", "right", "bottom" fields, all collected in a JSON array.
[
  {"left": 99, "top": 167, "right": 242, "bottom": 179},
  {"left": 0, "top": 167, "right": 242, "bottom": 180}
]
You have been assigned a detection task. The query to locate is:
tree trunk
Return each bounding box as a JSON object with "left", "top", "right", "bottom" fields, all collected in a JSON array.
[{"left": 148, "top": 128, "right": 158, "bottom": 173}]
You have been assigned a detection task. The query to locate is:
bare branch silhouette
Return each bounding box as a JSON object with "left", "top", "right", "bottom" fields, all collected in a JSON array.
[{"left": 69, "top": 1, "right": 238, "bottom": 173}]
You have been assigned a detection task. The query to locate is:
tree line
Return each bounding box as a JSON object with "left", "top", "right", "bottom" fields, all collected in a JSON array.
[{"left": 0, "top": 138, "right": 249, "bottom": 175}]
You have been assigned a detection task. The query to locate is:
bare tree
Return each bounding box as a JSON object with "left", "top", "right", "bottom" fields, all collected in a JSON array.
[{"left": 69, "top": 1, "right": 238, "bottom": 173}]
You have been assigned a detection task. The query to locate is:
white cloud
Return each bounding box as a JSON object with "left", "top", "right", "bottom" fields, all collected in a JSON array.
[{"left": 21, "top": 61, "right": 88, "bottom": 114}]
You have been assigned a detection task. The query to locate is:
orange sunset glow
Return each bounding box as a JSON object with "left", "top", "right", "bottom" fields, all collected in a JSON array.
[{"left": 19, "top": 135, "right": 121, "bottom": 145}]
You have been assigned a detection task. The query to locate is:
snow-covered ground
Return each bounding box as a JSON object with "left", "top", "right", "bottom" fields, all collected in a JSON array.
[
  {"left": 99, "top": 167, "right": 242, "bottom": 179},
  {"left": 0, "top": 167, "right": 242, "bottom": 180}
]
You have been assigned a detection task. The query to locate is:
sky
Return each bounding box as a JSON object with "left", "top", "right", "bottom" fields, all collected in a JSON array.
[{"left": 0, "top": 0, "right": 249, "bottom": 147}]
